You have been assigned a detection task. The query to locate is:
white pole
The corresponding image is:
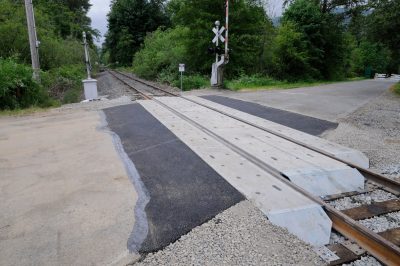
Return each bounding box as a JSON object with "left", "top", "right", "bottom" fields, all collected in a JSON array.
[
  {"left": 225, "top": 0, "right": 229, "bottom": 60},
  {"left": 83, "top": 32, "right": 91, "bottom": 79},
  {"left": 24, "top": 0, "right": 40, "bottom": 81}
]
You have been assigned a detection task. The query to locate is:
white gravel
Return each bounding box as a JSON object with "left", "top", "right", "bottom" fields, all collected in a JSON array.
[
  {"left": 359, "top": 211, "right": 400, "bottom": 233},
  {"left": 97, "top": 71, "right": 138, "bottom": 100},
  {"left": 322, "top": 90, "right": 400, "bottom": 179},
  {"left": 135, "top": 201, "right": 325, "bottom": 266},
  {"left": 329, "top": 190, "right": 398, "bottom": 210},
  {"left": 343, "top": 255, "right": 382, "bottom": 266},
  {"left": 329, "top": 231, "right": 346, "bottom": 244}
]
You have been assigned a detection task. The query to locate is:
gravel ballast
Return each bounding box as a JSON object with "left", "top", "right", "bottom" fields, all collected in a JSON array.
[
  {"left": 135, "top": 201, "right": 324, "bottom": 266},
  {"left": 97, "top": 71, "right": 138, "bottom": 100},
  {"left": 329, "top": 189, "right": 398, "bottom": 210}
]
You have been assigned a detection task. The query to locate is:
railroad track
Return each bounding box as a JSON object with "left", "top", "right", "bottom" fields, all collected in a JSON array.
[
  {"left": 108, "top": 70, "right": 178, "bottom": 99},
  {"left": 108, "top": 69, "right": 400, "bottom": 265}
]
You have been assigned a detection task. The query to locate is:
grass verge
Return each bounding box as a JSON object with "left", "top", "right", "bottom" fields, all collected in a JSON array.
[
  {"left": 0, "top": 106, "right": 57, "bottom": 117},
  {"left": 393, "top": 83, "right": 400, "bottom": 95}
]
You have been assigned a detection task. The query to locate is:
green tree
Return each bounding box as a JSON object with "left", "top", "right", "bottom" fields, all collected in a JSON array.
[
  {"left": 105, "top": 0, "right": 170, "bottom": 66},
  {"left": 167, "top": 0, "right": 273, "bottom": 76},
  {"left": 132, "top": 26, "right": 189, "bottom": 80},
  {"left": 367, "top": 0, "right": 400, "bottom": 73},
  {"left": 0, "top": 0, "right": 99, "bottom": 107},
  {"left": 282, "top": 0, "right": 346, "bottom": 79},
  {"left": 350, "top": 40, "right": 391, "bottom": 76},
  {"left": 271, "top": 22, "right": 313, "bottom": 80}
]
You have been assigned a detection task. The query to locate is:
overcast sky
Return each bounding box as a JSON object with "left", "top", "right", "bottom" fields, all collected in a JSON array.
[
  {"left": 88, "top": 0, "right": 111, "bottom": 45},
  {"left": 88, "top": 0, "right": 284, "bottom": 45}
]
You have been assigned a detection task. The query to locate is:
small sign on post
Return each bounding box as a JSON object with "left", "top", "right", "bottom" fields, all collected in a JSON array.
[{"left": 179, "top": 63, "right": 185, "bottom": 93}]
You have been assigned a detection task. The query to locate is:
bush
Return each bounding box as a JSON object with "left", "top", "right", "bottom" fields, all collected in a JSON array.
[
  {"left": 0, "top": 58, "right": 53, "bottom": 110},
  {"left": 42, "top": 64, "right": 85, "bottom": 104},
  {"left": 170, "top": 74, "right": 209, "bottom": 91},
  {"left": 132, "top": 26, "right": 190, "bottom": 80},
  {"left": 271, "top": 22, "right": 314, "bottom": 81},
  {"left": 226, "top": 74, "right": 282, "bottom": 90},
  {"left": 350, "top": 41, "right": 391, "bottom": 76}
]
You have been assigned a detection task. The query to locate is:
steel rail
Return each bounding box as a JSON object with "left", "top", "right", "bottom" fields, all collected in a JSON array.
[
  {"left": 111, "top": 69, "right": 400, "bottom": 264},
  {"left": 181, "top": 97, "right": 400, "bottom": 195},
  {"left": 151, "top": 97, "right": 400, "bottom": 266},
  {"left": 112, "top": 70, "right": 178, "bottom": 97},
  {"left": 112, "top": 69, "right": 400, "bottom": 195},
  {"left": 108, "top": 70, "right": 152, "bottom": 100}
]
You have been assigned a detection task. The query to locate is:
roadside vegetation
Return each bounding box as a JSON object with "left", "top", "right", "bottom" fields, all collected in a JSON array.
[
  {"left": 394, "top": 83, "right": 400, "bottom": 95},
  {"left": 103, "top": 0, "right": 400, "bottom": 91},
  {"left": 0, "top": 0, "right": 98, "bottom": 110},
  {"left": 1, "top": 0, "right": 399, "bottom": 110}
]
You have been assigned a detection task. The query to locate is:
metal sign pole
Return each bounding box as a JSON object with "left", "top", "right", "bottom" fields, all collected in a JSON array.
[
  {"left": 179, "top": 64, "right": 185, "bottom": 94},
  {"left": 180, "top": 71, "right": 183, "bottom": 93}
]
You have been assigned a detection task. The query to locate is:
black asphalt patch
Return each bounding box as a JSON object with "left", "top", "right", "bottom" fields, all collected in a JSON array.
[
  {"left": 103, "top": 104, "right": 244, "bottom": 253},
  {"left": 202, "top": 95, "right": 338, "bottom": 136}
]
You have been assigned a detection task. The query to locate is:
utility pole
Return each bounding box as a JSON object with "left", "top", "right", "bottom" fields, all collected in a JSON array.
[
  {"left": 83, "top": 32, "right": 92, "bottom": 79},
  {"left": 24, "top": 0, "right": 40, "bottom": 81}
]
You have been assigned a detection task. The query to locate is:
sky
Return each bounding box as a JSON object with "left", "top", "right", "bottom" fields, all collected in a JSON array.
[
  {"left": 88, "top": 0, "right": 284, "bottom": 46},
  {"left": 88, "top": 0, "right": 111, "bottom": 45}
]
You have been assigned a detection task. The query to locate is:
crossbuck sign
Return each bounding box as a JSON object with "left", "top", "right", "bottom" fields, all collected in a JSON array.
[{"left": 212, "top": 26, "right": 225, "bottom": 44}]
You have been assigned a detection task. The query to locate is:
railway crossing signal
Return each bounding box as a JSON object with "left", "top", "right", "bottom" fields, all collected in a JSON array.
[
  {"left": 210, "top": 0, "right": 229, "bottom": 89},
  {"left": 212, "top": 26, "right": 225, "bottom": 44}
]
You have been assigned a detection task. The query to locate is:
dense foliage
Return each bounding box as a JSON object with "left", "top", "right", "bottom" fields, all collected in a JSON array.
[
  {"left": 0, "top": 58, "right": 52, "bottom": 109},
  {"left": 0, "top": 0, "right": 97, "bottom": 109},
  {"left": 105, "top": 0, "right": 170, "bottom": 66},
  {"left": 103, "top": 0, "right": 400, "bottom": 89}
]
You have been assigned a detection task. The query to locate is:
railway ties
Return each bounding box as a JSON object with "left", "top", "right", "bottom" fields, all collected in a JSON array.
[
  {"left": 322, "top": 183, "right": 400, "bottom": 265},
  {"left": 107, "top": 70, "right": 177, "bottom": 100},
  {"left": 109, "top": 70, "right": 400, "bottom": 265}
]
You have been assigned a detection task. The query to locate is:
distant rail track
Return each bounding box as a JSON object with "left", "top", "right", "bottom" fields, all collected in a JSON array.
[{"left": 108, "top": 69, "right": 400, "bottom": 265}]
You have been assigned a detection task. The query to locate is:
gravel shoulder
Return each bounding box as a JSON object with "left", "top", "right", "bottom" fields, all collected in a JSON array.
[
  {"left": 322, "top": 89, "right": 400, "bottom": 266},
  {"left": 322, "top": 90, "right": 400, "bottom": 179},
  {"left": 135, "top": 200, "right": 325, "bottom": 266}
]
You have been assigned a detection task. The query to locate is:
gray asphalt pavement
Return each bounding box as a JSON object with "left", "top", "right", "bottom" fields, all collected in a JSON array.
[
  {"left": 103, "top": 104, "right": 244, "bottom": 253},
  {"left": 187, "top": 80, "right": 396, "bottom": 122},
  {"left": 202, "top": 95, "right": 338, "bottom": 136}
]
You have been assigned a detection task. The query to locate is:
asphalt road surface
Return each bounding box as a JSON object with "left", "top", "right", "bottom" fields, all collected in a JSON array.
[
  {"left": 104, "top": 104, "right": 245, "bottom": 253},
  {"left": 202, "top": 95, "right": 338, "bottom": 136},
  {"left": 188, "top": 79, "right": 396, "bottom": 122}
]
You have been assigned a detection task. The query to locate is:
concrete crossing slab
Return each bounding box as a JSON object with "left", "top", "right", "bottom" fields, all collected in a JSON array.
[
  {"left": 140, "top": 100, "right": 332, "bottom": 246},
  {"left": 155, "top": 97, "right": 365, "bottom": 197},
  {"left": 190, "top": 95, "right": 369, "bottom": 168}
]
